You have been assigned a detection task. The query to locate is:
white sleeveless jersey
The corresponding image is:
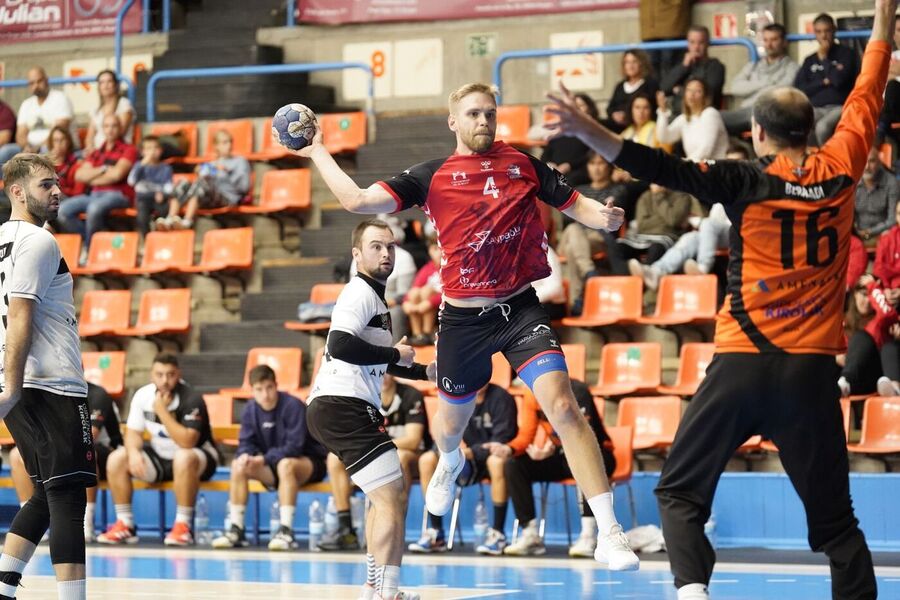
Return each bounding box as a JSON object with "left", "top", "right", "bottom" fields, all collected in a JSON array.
[
  {"left": 308, "top": 276, "right": 393, "bottom": 407},
  {"left": 0, "top": 221, "right": 86, "bottom": 396}
]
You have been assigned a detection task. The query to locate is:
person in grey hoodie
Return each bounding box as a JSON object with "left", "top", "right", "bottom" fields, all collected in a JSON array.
[{"left": 721, "top": 23, "right": 799, "bottom": 134}]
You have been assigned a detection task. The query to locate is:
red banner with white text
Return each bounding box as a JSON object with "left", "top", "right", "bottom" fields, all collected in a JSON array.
[
  {"left": 298, "top": 0, "right": 638, "bottom": 25},
  {"left": 0, "top": 0, "right": 142, "bottom": 43}
]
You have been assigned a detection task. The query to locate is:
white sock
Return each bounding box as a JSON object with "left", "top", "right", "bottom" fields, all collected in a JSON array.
[
  {"left": 365, "top": 554, "right": 376, "bottom": 586},
  {"left": 84, "top": 502, "right": 95, "bottom": 530},
  {"left": 114, "top": 504, "right": 134, "bottom": 528},
  {"left": 175, "top": 506, "right": 194, "bottom": 525},
  {"left": 440, "top": 447, "right": 461, "bottom": 469},
  {"left": 57, "top": 579, "right": 86, "bottom": 600},
  {"left": 0, "top": 554, "right": 26, "bottom": 598},
  {"left": 587, "top": 492, "right": 619, "bottom": 534},
  {"left": 580, "top": 516, "right": 597, "bottom": 538},
  {"left": 230, "top": 504, "right": 246, "bottom": 530},
  {"left": 377, "top": 564, "right": 400, "bottom": 599},
  {"left": 279, "top": 505, "right": 295, "bottom": 529}
]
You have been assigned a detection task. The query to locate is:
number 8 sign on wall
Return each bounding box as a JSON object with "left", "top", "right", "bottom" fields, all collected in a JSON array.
[{"left": 343, "top": 41, "right": 393, "bottom": 100}]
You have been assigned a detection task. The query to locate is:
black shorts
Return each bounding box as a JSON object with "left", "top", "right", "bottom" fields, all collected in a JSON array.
[
  {"left": 306, "top": 395, "right": 395, "bottom": 477},
  {"left": 142, "top": 443, "right": 218, "bottom": 483},
  {"left": 437, "top": 287, "right": 568, "bottom": 402},
  {"left": 6, "top": 388, "right": 97, "bottom": 491},
  {"left": 264, "top": 455, "right": 328, "bottom": 492}
]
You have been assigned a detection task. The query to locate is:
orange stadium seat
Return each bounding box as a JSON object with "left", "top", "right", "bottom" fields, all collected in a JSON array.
[
  {"left": 284, "top": 283, "right": 346, "bottom": 332},
  {"left": 561, "top": 343, "right": 586, "bottom": 383},
  {"left": 617, "top": 395, "right": 681, "bottom": 451},
  {"left": 297, "top": 347, "right": 326, "bottom": 401},
  {"left": 54, "top": 233, "right": 82, "bottom": 272},
  {"left": 113, "top": 288, "right": 192, "bottom": 338},
  {"left": 78, "top": 290, "right": 132, "bottom": 338},
  {"left": 219, "top": 347, "right": 304, "bottom": 399},
  {"left": 561, "top": 276, "right": 643, "bottom": 329},
  {"left": 638, "top": 274, "right": 718, "bottom": 326},
  {"left": 848, "top": 396, "right": 900, "bottom": 455},
  {"left": 121, "top": 230, "right": 195, "bottom": 276},
  {"left": 203, "top": 393, "right": 239, "bottom": 445},
  {"left": 75, "top": 231, "right": 139, "bottom": 276},
  {"left": 181, "top": 227, "right": 253, "bottom": 274},
  {"left": 657, "top": 343, "right": 716, "bottom": 396},
  {"left": 137, "top": 122, "right": 199, "bottom": 159},
  {"left": 496, "top": 105, "right": 534, "bottom": 147},
  {"left": 238, "top": 168, "right": 311, "bottom": 214},
  {"left": 591, "top": 343, "right": 661, "bottom": 398},
  {"left": 319, "top": 112, "right": 367, "bottom": 154},
  {"left": 250, "top": 118, "right": 292, "bottom": 161},
  {"left": 82, "top": 351, "right": 126, "bottom": 398},
  {"left": 191, "top": 119, "right": 254, "bottom": 161}
]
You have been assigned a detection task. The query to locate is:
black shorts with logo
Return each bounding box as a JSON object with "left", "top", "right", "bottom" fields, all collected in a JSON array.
[
  {"left": 142, "top": 443, "right": 218, "bottom": 483},
  {"left": 437, "top": 287, "right": 567, "bottom": 401},
  {"left": 306, "top": 395, "right": 395, "bottom": 477},
  {"left": 6, "top": 388, "right": 97, "bottom": 491}
]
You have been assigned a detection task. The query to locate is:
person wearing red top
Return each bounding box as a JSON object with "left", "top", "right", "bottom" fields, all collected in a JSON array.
[
  {"left": 874, "top": 202, "right": 900, "bottom": 288},
  {"left": 56, "top": 114, "right": 136, "bottom": 249},
  {"left": 283, "top": 82, "right": 638, "bottom": 573},
  {"left": 46, "top": 126, "right": 85, "bottom": 199},
  {"left": 847, "top": 233, "right": 869, "bottom": 292},
  {"left": 401, "top": 239, "right": 441, "bottom": 345}
]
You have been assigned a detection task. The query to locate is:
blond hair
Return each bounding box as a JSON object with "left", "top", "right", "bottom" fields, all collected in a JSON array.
[
  {"left": 448, "top": 83, "right": 498, "bottom": 113},
  {"left": 2, "top": 153, "right": 55, "bottom": 191}
]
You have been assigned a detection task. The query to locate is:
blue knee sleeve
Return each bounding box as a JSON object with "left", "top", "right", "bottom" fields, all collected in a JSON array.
[{"left": 518, "top": 351, "right": 568, "bottom": 390}]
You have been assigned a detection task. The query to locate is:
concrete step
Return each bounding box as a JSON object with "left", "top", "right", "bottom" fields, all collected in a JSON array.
[{"left": 199, "top": 320, "right": 313, "bottom": 356}]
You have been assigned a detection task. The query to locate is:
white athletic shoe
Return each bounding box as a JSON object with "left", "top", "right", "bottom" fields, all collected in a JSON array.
[
  {"left": 358, "top": 583, "right": 375, "bottom": 600},
  {"left": 502, "top": 524, "right": 545, "bottom": 556},
  {"left": 568, "top": 532, "right": 597, "bottom": 558},
  {"left": 877, "top": 376, "right": 900, "bottom": 397},
  {"left": 594, "top": 524, "right": 640, "bottom": 571},
  {"left": 424, "top": 449, "right": 464, "bottom": 516},
  {"left": 677, "top": 583, "right": 710, "bottom": 599}
]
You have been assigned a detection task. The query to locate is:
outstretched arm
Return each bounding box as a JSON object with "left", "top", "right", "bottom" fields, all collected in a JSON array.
[
  {"left": 562, "top": 195, "right": 624, "bottom": 231},
  {"left": 283, "top": 127, "right": 397, "bottom": 214}
]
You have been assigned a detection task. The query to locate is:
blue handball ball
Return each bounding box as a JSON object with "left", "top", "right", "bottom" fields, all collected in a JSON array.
[{"left": 272, "top": 103, "right": 318, "bottom": 150}]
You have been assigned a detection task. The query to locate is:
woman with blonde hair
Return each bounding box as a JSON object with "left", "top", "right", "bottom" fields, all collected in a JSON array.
[{"left": 655, "top": 77, "right": 728, "bottom": 161}]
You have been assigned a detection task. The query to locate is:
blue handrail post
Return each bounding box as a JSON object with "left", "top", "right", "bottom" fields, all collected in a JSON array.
[
  {"left": 287, "top": 0, "right": 296, "bottom": 27},
  {"left": 114, "top": 0, "right": 137, "bottom": 77},
  {"left": 142, "top": 0, "right": 150, "bottom": 33},
  {"left": 163, "top": 0, "right": 171, "bottom": 33}
]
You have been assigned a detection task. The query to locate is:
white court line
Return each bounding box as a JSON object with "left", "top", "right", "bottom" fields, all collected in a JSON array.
[
  {"left": 474, "top": 583, "right": 507, "bottom": 588},
  {"left": 593, "top": 581, "right": 623, "bottom": 585},
  {"left": 765, "top": 578, "right": 797, "bottom": 583},
  {"left": 533, "top": 582, "right": 563, "bottom": 586},
  {"left": 710, "top": 579, "right": 740, "bottom": 584}
]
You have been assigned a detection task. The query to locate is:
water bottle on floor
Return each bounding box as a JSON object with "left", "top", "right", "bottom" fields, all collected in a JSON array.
[
  {"left": 269, "top": 500, "right": 280, "bottom": 540},
  {"left": 308, "top": 500, "right": 324, "bottom": 551},
  {"left": 704, "top": 514, "right": 717, "bottom": 549},
  {"left": 350, "top": 495, "right": 366, "bottom": 547},
  {"left": 196, "top": 494, "right": 211, "bottom": 545},
  {"left": 474, "top": 499, "right": 488, "bottom": 545},
  {"left": 324, "top": 496, "right": 338, "bottom": 536}
]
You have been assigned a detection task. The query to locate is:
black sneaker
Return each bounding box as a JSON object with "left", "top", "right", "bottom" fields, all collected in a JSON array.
[
  {"left": 317, "top": 527, "right": 360, "bottom": 551},
  {"left": 212, "top": 524, "right": 248, "bottom": 549}
]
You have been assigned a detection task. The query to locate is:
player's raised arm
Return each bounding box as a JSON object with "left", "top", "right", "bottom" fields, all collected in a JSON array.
[
  {"left": 562, "top": 195, "right": 625, "bottom": 232},
  {"left": 281, "top": 125, "right": 397, "bottom": 214}
]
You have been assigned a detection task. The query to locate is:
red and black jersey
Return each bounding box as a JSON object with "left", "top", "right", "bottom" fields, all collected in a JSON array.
[
  {"left": 377, "top": 141, "right": 577, "bottom": 300},
  {"left": 614, "top": 41, "right": 890, "bottom": 355}
]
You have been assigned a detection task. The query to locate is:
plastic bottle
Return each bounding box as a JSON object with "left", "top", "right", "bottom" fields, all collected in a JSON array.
[
  {"left": 308, "top": 500, "right": 324, "bottom": 551},
  {"left": 324, "top": 496, "right": 339, "bottom": 535},
  {"left": 473, "top": 498, "right": 488, "bottom": 544},
  {"left": 350, "top": 495, "right": 366, "bottom": 546},
  {"left": 269, "top": 500, "right": 280, "bottom": 540},
  {"left": 223, "top": 501, "right": 231, "bottom": 533},
  {"left": 704, "top": 514, "right": 717, "bottom": 549},
  {"left": 195, "top": 494, "right": 210, "bottom": 545}
]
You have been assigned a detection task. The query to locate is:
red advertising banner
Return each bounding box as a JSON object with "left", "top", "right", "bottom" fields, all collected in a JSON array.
[
  {"left": 0, "top": 0, "right": 142, "bottom": 43},
  {"left": 298, "top": 0, "right": 639, "bottom": 25}
]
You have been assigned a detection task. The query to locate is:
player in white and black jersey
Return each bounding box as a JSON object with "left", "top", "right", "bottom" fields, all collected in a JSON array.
[
  {"left": 307, "top": 219, "right": 435, "bottom": 600},
  {"left": 0, "top": 154, "right": 95, "bottom": 600}
]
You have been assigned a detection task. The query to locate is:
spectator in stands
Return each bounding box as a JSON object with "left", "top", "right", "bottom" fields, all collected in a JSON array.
[
  {"left": 0, "top": 98, "right": 18, "bottom": 167},
  {"left": 128, "top": 136, "right": 175, "bottom": 237},
  {"left": 856, "top": 146, "right": 899, "bottom": 245},
  {"left": 878, "top": 15, "right": 900, "bottom": 145},
  {"left": 9, "top": 381, "right": 123, "bottom": 543},
  {"left": 639, "top": 0, "right": 693, "bottom": 82},
  {"left": 212, "top": 365, "right": 326, "bottom": 551},
  {"left": 837, "top": 274, "right": 900, "bottom": 398},
  {"left": 656, "top": 78, "right": 729, "bottom": 162},
  {"left": 56, "top": 114, "right": 137, "bottom": 250},
  {"left": 621, "top": 93, "right": 663, "bottom": 149},
  {"left": 875, "top": 201, "right": 900, "bottom": 289},
  {"left": 558, "top": 152, "right": 627, "bottom": 315},
  {"left": 47, "top": 125, "right": 85, "bottom": 200},
  {"left": 795, "top": 13, "right": 860, "bottom": 145},
  {"left": 848, "top": 233, "right": 870, "bottom": 293},
  {"left": 163, "top": 129, "right": 250, "bottom": 230},
  {"left": 660, "top": 26, "right": 726, "bottom": 113},
  {"left": 410, "top": 382, "right": 516, "bottom": 556},
  {"left": 627, "top": 146, "right": 746, "bottom": 289},
  {"left": 319, "top": 373, "right": 430, "bottom": 551},
  {"left": 402, "top": 237, "right": 441, "bottom": 346},
  {"left": 603, "top": 183, "right": 693, "bottom": 275},
  {"left": 721, "top": 24, "right": 799, "bottom": 135},
  {"left": 350, "top": 217, "right": 418, "bottom": 343},
  {"left": 532, "top": 246, "right": 567, "bottom": 320},
  {"left": 97, "top": 353, "right": 219, "bottom": 547},
  {"left": 15, "top": 66, "right": 77, "bottom": 153},
  {"left": 540, "top": 93, "right": 597, "bottom": 188},
  {"left": 603, "top": 50, "right": 659, "bottom": 134},
  {"left": 503, "top": 381, "right": 614, "bottom": 558},
  {"left": 84, "top": 70, "right": 135, "bottom": 156}
]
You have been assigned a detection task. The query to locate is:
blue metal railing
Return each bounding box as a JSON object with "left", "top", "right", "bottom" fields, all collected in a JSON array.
[
  {"left": 493, "top": 38, "right": 758, "bottom": 104},
  {"left": 287, "top": 0, "right": 296, "bottom": 27},
  {"left": 787, "top": 30, "right": 872, "bottom": 43},
  {"left": 0, "top": 76, "right": 137, "bottom": 106},
  {"left": 141, "top": 0, "right": 171, "bottom": 33},
  {"left": 146, "top": 62, "right": 376, "bottom": 138},
  {"left": 114, "top": 0, "right": 137, "bottom": 77}
]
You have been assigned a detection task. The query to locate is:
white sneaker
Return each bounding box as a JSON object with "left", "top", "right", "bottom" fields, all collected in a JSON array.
[
  {"left": 627, "top": 258, "right": 644, "bottom": 278},
  {"left": 424, "top": 449, "right": 464, "bottom": 516},
  {"left": 568, "top": 532, "right": 597, "bottom": 557},
  {"left": 595, "top": 524, "right": 639, "bottom": 571},
  {"left": 838, "top": 376, "right": 851, "bottom": 398},
  {"left": 877, "top": 376, "right": 900, "bottom": 397},
  {"left": 677, "top": 583, "right": 710, "bottom": 599},
  {"left": 502, "top": 525, "right": 545, "bottom": 556},
  {"left": 683, "top": 259, "right": 706, "bottom": 275},
  {"left": 358, "top": 583, "right": 375, "bottom": 600}
]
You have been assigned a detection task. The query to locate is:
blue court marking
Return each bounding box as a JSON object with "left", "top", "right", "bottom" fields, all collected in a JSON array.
[{"left": 16, "top": 548, "right": 900, "bottom": 600}]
